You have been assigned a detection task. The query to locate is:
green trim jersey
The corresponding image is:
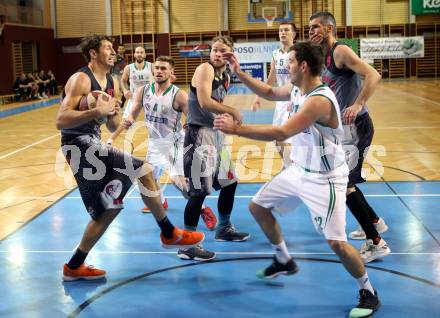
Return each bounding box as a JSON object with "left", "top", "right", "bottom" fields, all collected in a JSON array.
[
  {"left": 141, "top": 82, "right": 183, "bottom": 142},
  {"left": 273, "top": 48, "right": 290, "bottom": 87},
  {"left": 290, "top": 84, "right": 347, "bottom": 173},
  {"left": 129, "top": 62, "right": 153, "bottom": 95}
]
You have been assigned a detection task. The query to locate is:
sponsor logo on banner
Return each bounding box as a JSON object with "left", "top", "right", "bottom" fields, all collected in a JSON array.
[
  {"left": 233, "top": 42, "right": 279, "bottom": 63},
  {"left": 231, "top": 63, "right": 266, "bottom": 84},
  {"left": 411, "top": 0, "right": 440, "bottom": 15}
]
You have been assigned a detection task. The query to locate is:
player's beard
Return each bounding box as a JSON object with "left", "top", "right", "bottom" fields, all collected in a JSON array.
[
  {"left": 290, "top": 71, "right": 301, "bottom": 87},
  {"left": 155, "top": 78, "right": 167, "bottom": 85}
]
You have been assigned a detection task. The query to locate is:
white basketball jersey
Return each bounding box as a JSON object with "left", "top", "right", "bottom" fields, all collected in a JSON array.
[
  {"left": 142, "top": 82, "right": 183, "bottom": 142},
  {"left": 290, "top": 85, "right": 346, "bottom": 173},
  {"left": 129, "top": 62, "right": 153, "bottom": 95},
  {"left": 272, "top": 49, "right": 290, "bottom": 87}
]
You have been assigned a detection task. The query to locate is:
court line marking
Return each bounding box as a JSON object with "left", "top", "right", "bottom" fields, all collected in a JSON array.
[
  {"left": 0, "top": 133, "right": 60, "bottom": 160},
  {"left": 125, "top": 185, "right": 138, "bottom": 198},
  {"left": 66, "top": 255, "right": 440, "bottom": 318},
  {"left": 0, "top": 250, "right": 438, "bottom": 255},
  {"left": 1, "top": 193, "right": 440, "bottom": 200}
]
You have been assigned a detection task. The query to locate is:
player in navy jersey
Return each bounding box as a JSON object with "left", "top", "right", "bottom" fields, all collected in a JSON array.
[
  {"left": 56, "top": 35, "right": 204, "bottom": 281},
  {"left": 309, "top": 12, "right": 390, "bottom": 264}
]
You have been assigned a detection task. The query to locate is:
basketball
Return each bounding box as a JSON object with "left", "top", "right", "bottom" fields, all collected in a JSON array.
[{"left": 78, "top": 90, "right": 110, "bottom": 124}]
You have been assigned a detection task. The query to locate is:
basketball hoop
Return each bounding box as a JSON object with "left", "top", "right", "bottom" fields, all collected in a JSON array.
[
  {"left": 264, "top": 15, "right": 276, "bottom": 27},
  {"left": 262, "top": 7, "right": 277, "bottom": 28}
]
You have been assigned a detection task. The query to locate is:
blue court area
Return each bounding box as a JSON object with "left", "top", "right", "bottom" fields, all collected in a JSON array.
[{"left": 1, "top": 181, "right": 439, "bottom": 317}]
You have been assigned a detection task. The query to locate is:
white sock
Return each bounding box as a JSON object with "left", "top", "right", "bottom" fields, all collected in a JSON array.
[
  {"left": 272, "top": 241, "right": 291, "bottom": 264},
  {"left": 356, "top": 272, "right": 375, "bottom": 295},
  {"left": 201, "top": 204, "right": 206, "bottom": 209}
]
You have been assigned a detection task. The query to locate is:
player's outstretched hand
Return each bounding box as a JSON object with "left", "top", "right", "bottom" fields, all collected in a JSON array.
[
  {"left": 222, "top": 52, "right": 240, "bottom": 74},
  {"left": 214, "top": 113, "right": 237, "bottom": 135}
]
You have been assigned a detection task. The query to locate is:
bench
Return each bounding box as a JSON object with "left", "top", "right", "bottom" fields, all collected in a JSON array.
[{"left": 0, "top": 94, "right": 17, "bottom": 105}]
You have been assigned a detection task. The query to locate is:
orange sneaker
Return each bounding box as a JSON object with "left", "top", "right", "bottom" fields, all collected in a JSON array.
[
  {"left": 62, "top": 263, "right": 106, "bottom": 281},
  {"left": 141, "top": 199, "right": 168, "bottom": 213},
  {"left": 160, "top": 227, "right": 205, "bottom": 249},
  {"left": 201, "top": 206, "right": 218, "bottom": 230}
]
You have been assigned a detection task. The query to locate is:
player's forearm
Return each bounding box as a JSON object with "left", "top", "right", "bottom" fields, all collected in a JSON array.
[
  {"left": 130, "top": 103, "right": 143, "bottom": 120},
  {"left": 121, "top": 80, "right": 130, "bottom": 93},
  {"left": 56, "top": 108, "right": 101, "bottom": 129},
  {"left": 235, "top": 124, "right": 288, "bottom": 141},
  {"left": 266, "top": 72, "right": 276, "bottom": 86},
  {"left": 235, "top": 70, "right": 276, "bottom": 101},
  {"left": 355, "top": 71, "right": 381, "bottom": 106},
  {"left": 106, "top": 114, "right": 120, "bottom": 132},
  {"left": 200, "top": 99, "right": 236, "bottom": 116}
]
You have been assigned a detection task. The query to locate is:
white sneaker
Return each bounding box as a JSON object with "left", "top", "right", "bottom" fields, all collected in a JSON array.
[
  {"left": 349, "top": 217, "right": 389, "bottom": 240},
  {"left": 42, "top": 93, "right": 49, "bottom": 98},
  {"left": 360, "top": 239, "right": 391, "bottom": 263}
]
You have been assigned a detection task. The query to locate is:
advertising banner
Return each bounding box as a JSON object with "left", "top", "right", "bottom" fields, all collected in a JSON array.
[{"left": 360, "top": 36, "right": 424, "bottom": 60}]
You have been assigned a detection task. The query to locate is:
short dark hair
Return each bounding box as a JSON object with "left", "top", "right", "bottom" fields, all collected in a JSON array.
[
  {"left": 289, "top": 41, "right": 324, "bottom": 76},
  {"left": 156, "top": 55, "right": 175, "bottom": 68},
  {"left": 79, "top": 35, "right": 113, "bottom": 62},
  {"left": 212, "top": 35, "right": 234, "bottom": 50},
  {"left": 279, "top": 22, "right": 297, "bottom": 32},
  {"left": 310, "top": 11, "right": 337, "bottom": 36}
]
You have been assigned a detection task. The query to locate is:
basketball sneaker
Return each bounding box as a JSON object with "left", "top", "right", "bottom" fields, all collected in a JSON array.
[
  {"left": 201, "top": 206, "right": 217, "bottom": 230},
  {"left": 177, "top": 244, "right": 216, "bottom": 261},
  {"left": 348, "top": 289, "right": 380, "bottom": 318},
  {"left": 160, "top": 227, "right": 204, "bottom": 249},
  {"left": 349, "top": 218, "right": 388, "bottom": 240},
  {"left": 256, "top": 256, "right": 299, "bottom": 279},
  {"left": 142, "top": 199, "right": 168, "bottom": 213},
  {"left": 215, "top": 224, "right": 250, "bottom": 242},
  {"left": 62, "top": 263, "right": 106, "bottom": 281},
  {"left": 360, "top": 238, "right": 391, "bottom": 263}
]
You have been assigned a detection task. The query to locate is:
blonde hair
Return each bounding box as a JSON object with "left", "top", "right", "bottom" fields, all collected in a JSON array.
[{"left": 212, "top": 35, "right": 234, "bottom": 50}]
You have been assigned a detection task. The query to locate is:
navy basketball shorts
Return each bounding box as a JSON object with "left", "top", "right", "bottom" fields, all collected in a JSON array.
[
  {"left": 342, "top": 113, "right": 374, "bottom": 188},
  {"left": 183, "top": 125, "right": 236, "bottom": 197},
  {"left": 61, "top": 135, "right": 144, "bottom": 220}
]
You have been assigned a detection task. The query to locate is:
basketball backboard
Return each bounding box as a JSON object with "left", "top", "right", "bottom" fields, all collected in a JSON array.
[{"left": 248, "top": 0, "right": 292, "bottom": 27}]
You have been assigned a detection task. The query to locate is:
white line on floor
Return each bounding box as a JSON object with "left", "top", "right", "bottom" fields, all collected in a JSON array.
[{"left": 0, "top": 133, "right": 60, "bottom": 160}]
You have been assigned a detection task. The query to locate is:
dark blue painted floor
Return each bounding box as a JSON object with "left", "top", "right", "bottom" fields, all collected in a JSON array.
[{"left": 1, "top": 182, "right": 439, "bottom": 317}]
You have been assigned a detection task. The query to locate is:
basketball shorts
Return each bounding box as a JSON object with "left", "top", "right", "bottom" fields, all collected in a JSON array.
[
  {"left": 342, "top": 112, "right": 374, "bottom": 187},
  {"left": 61, "top": 134, "right": 143, "bottom": 220},
  {"left": 272, "top": 101, "right": 294, "bottom": 144},
  {"left": 252, "top": 163, "right": 349, "bottom": 241},
  {"left": 184, "top": 125, "right": 237, "bottom": 197},
  {"left": 147, "top": 137, "right": 184, "bottom": 181}
]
